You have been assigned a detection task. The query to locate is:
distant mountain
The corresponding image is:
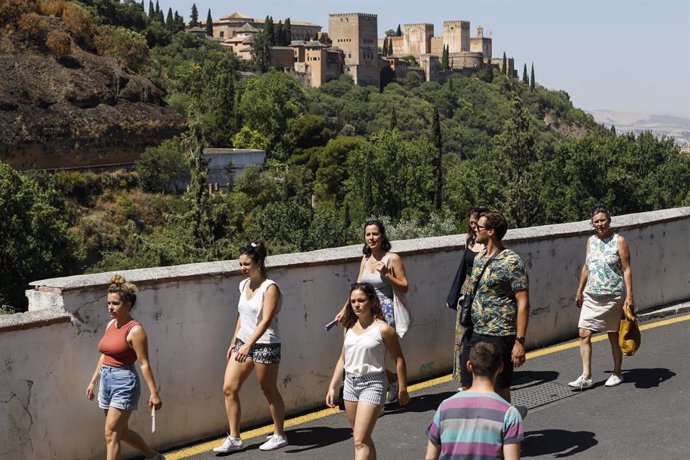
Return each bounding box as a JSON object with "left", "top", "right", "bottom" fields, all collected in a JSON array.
[{"left": 589, "top": 110, "right": 690, "bottom": 150}]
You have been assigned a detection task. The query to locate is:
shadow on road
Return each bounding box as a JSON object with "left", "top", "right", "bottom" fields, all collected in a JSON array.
[
  {"left": 622, "top": 367, "right": 676, "bottom": 388},
  {"left": 281, "top": 426, "right": 353, "bottom": 453},
  {"left": 522, "top": 429, "right": 598, "bottom": 457},
  {"left": 383, "top": 391, "right": 457, "bottom": 415},
  {"left": 512, "top": 370, "right": 560, "bottom": 389}
]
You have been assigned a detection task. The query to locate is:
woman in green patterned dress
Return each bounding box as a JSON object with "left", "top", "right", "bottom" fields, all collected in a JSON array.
[{"left": 569, "top": 205, "right": 634, "bottom": 390}]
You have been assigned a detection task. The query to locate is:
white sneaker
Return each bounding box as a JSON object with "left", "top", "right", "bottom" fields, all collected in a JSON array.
[
  {"left": 212, "top": 436, "right": 243, "bottom": 453},
  {"left": 568, "top": 375, "right": 593, "bottom": 390},
  {"left": 259, "top": 434, "right": 288, "bottom": 451},
  {"left": 605, "top": 374, "right": 623, "bottom": 387},
  {"left": 387, "top": 381, "right": 399, "bottom": 403}
]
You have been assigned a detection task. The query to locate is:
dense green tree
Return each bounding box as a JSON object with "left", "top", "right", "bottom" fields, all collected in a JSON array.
[
  {"left": 205, "top": 9, "right": 213, "bottom": 36},
  {"left": 314, "top": 136, "right": 365, "bottom": 203},
  {"left": 396, "top": 24, "right": 402, "bottom": 36},
  {"left": 251, "top": 30, "right": 272, "bottom": 72},
  {"left": 236, "top": 71, "right": 306, "bottom": 158},
  {"left": 431, "top": 107, "right": 443, "bottom": 209},
  {"left": 165, "top": 8, "right": 173, "bottom": 29},
  {"left": 441, "top": 45, "right": 449, "bottom": 70},
  {"left": 154, "top": 0, "right": 159, "bottom": 15},
  {"left": 135, "top": 138, "right": 189, "bottom": 193},
  {"left": 148, "top": 0, "right": 154, "bottom": 20},
  {"left": 345, "top": 130, "right": 436, "bottom": 222},
  {"left": 0, "top": 163, "right": 83, "bottom": 309},
  {"left": 189, "top": 3, "right": 198, "bottom": 27},
  {"left": 385, "top": 29, "right": 396, "bottom": 37},
  {"left": 502, "top": 51, "right": 507, "bottom": 74}
]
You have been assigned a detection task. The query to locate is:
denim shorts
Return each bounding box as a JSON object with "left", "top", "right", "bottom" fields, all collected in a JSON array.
[
  {"left": 343, "top": 371, "right": 386, "bottom": 406},
  {"left": 98, "top": 365, "right": 141, "bottom": 411}
]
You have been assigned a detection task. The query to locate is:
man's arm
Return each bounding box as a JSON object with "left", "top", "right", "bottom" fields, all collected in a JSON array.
[
  {"left": 503, "top": 442, "right": 520, "bottom": 460},
  {"left": 512, "top": 289, "right": 529, "bottom": 367},
  {"left": 425, "top": 441, "right": 441, "bottom": 460}
]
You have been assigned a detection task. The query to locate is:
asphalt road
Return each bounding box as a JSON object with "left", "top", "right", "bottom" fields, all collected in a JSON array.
[{"left": 166, "top": 308, "right": 690, "bottom": 460}]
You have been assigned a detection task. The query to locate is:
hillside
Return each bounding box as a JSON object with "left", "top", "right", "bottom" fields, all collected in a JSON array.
[{"left": 0, "top": 10, "right": 186, "bottom": 169}]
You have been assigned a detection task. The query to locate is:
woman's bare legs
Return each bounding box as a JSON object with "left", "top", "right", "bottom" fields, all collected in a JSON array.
[
  {"left": 578, "top": 328, "right": 593, "bottom": 378},
  {"left": 607, "top": 331, "right": 623, "bottom": 376},
  {"left": 103, "top": 408, "right": 157, "bottom": 460},
  {"left": 255, "top": 362, "right": 285, "bottom": 437},
  {"left": 345, "top": 400, "right": 382, "bottom": 460},
  {"left": 222, "top": 357, "right": 254, "bottom": 437}
]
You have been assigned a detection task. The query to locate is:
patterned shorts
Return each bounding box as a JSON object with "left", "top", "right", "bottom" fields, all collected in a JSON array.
[
  {"left": 233, "top": 339, "right": 281, "bottom": 364},
  {"left": 343, "top": 371, "right": 386, "bottom": 406}
]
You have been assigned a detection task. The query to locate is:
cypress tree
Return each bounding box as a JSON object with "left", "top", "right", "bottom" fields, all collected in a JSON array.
[
  {"left": 431, "top": 107, "right": 443, "bottom": 210},
  {"left": 522, "top": 63, "right": 528, "bottom": 84},
  {"left": 265, "top": 16, "right": 275, "bottom": 45},
  {"left": 166, "top": 8, "right": 173, "bottom": 29},
  {"left": 530, "top": 63, "right": 535, "bottom": 90},
  {"left": 611, "top": 125, "right": 617, "bottom": 135},
  {"left": 275, "top": 21, "right": 284, "bottom": 46},
  {"left": 190, "top": 3, "right": 198, "bottom": 27},
  {"left": 284, "top": 18, "right": 292, "bottom": 43},
  {"left": 175, "top": 12, "right": 185, "bottom": 32},
  {"left": 154, "top": 0, "right": 159, "bottom": 15},
  {"left": 441, "top": 45, "right": 449, "bottom": 70},
  {"left": 313, "top": 30, "right": 319, "bottom": 41},
  {"left": 390, "top": 107, "right": 397, "bottom": 130},
  {"left": 205, "top": 9, "right": 213, "bottom": 36},
  {"left": 148, "top": 0, "right": 154, "bottom": 19},
  {"left": 158, "top": 9, "right": 164, "bottom": 24},
  {"left": 382, "top": 38, "right": 388, "bottom": 56},
  {"left": 140, "top": 0, "right": 144, "bottom": 12},
  {"left": 396, "top": 24, "right": 402, "bottom": 36},
  {"left": 502, "top": 51, "right": 507, "bottom": 75}
]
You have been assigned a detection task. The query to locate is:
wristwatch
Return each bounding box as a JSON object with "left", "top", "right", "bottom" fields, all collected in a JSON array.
[{"left": 516, "top": 336, "right": 526, "bottom": 345}]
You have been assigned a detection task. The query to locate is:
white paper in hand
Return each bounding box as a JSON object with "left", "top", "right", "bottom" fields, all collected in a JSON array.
[{"left": 151, "top": 406, "right": 156, "bottom": 433}]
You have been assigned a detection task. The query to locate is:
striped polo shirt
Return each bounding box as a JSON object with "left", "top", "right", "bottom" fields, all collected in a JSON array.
[{"left": 426, "top": 391, "right": 524, "bottom": 459}]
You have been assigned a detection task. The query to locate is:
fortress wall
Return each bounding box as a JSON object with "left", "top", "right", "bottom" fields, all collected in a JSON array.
[{"left": 2, "top": 207, "right": 689, "bottom": 459}]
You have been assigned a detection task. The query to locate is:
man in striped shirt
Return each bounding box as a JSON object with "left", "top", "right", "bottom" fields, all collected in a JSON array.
[{"left": 426, "top": 341, "right": 524, "bottom": 459}]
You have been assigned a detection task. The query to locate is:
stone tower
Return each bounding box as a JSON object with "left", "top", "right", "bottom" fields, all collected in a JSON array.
[
  {"left": 328, "top": 13, "right": 380, "bottom": 87},
  {"left": 470, "top": 26, "right": 492, "bottom": 63},
  {"left": 443, "top": 20, "right": 470, "bottom": 53},
  {"left": 403, "top": 23, "right": 434, "bottom": 56}
]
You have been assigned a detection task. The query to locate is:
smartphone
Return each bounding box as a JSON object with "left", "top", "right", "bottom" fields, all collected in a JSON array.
[{"left": 325, "top": 319, "right": 338, "bottom": 332}]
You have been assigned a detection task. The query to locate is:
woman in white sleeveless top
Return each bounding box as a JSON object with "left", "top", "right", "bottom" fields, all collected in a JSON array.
[
  {"left": 569, "top": 205, "right": 634, "bottom": 390},
  {"left": 326, "top": 282, "right": 409, "bottom": 459},
  {"left": 213, "top": 241, "right": 288, "bottom": 453}
]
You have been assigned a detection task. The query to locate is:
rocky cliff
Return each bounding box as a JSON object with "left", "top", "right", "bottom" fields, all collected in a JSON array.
[{"left": 0, "top": 27, "right": 186, "bottom": 170}]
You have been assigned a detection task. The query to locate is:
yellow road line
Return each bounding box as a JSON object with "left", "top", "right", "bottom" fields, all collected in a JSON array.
[{"left": 167, "top": 312, "right": 690, "bottom": 459}]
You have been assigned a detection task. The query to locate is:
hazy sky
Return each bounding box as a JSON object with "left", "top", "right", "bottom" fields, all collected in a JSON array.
[{"left": 167, "top": 0, "right": 689, "bottom": 118}]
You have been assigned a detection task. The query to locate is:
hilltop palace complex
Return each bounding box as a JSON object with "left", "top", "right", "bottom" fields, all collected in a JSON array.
[{"left": 188, "top": 11, "right": 516, "bottom": 88}]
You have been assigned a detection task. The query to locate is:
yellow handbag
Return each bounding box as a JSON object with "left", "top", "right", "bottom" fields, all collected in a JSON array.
[{"left": 618, "top": 302, "right": 641, "bottom": 356}]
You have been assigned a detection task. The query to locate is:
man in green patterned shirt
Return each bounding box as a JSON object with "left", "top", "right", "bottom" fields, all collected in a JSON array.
[{"left": 460, "top": 212, "right": 530, "bottom": 406}]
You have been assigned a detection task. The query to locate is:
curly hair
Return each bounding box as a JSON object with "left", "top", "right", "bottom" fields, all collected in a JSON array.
[{"left": 107, "top": 275, "right": 138, "bottom": 308}]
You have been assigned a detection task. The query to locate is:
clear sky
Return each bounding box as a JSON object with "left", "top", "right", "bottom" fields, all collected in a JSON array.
[{"left": 167, "top": 0, "right": 690, "bottom": 118}]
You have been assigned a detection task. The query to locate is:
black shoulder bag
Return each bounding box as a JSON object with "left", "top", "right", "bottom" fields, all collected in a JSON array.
[{"left": 458, "top": 250, "right": 503, "bottom": 328}]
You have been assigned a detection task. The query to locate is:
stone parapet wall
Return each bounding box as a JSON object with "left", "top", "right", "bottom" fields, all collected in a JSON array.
[{"left": 2, "top": 207, "right": 689, "bottom": 458}]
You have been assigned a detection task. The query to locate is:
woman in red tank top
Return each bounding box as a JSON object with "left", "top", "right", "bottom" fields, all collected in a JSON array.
[{"left": 85, "top": 275, "right": 164, "bottom": 460}]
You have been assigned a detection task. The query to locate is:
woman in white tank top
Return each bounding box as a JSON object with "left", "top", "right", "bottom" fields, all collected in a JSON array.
[
  {"left": 213, "top": 241, "right": 288, "bottom": 453},
  {"left": 326, "top": 282, "right": 409, "bottom": 459}
]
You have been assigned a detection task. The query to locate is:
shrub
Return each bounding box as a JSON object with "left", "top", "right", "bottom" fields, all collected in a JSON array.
[
  {"left": 94, "top": 25, "right": 148, "bottom": 70},
  {"left": 0, "top": 0, "right": 35, "bottom": 26},
  {"left": 46, "top": 29, "right": 70, "bottom": 55},
  {"left": 36, "top": 0, "right": 63, "bottom": 16},
  {"left": 17, "top": 11, "right": 48, "bottom": 44},
  {"left": 61, "top": 2, "right": 91, "bottom": 44}
]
